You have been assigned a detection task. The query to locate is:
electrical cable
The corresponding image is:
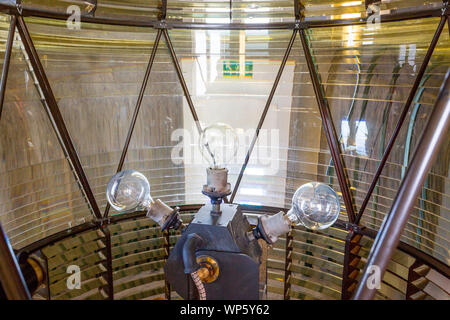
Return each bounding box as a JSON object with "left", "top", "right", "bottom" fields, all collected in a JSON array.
[{"left": 190, "top": 271, "right": 206, "bottom": 300}]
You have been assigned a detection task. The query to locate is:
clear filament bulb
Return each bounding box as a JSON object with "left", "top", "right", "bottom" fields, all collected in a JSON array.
[
  {"left": 106, "top": 170, "right": 152, "bottom": 212},
  {"left": 199, "top": 123, "right": 239, "bottom": 169},
  {"left": 286, "top": 182, "right": 340, "bottom": 230}
]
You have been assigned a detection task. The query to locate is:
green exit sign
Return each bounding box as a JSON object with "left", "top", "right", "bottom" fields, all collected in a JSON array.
[{"left": 223, "top": 60, "right": 253, "bottom": 78}]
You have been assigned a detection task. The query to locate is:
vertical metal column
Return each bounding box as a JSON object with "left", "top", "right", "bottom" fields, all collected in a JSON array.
[
  {"left": 100, "top": 225, "right": 114, "bottom": 300},
  {"left": 341, "top": 230, "right": 363, "bottom": 299},
  {"left": 283, "top": 230, "right": 293, "bottom": 300},
  {"left": 43, "top": 254, "right": 51, "bottom": 300},
  {"left": 160, "top": 0, "right": 167, "bottom": 20},
  {"left": 0, "top": 15, "right": 16, "bottom": 121},
  {"left": 299, "top": 29, "right": 356, "bottom": 223},
  {"left": 353, "top": 70, "right": 450, "bottom": 300},
  {"left": 405, "top": 260, "right": 425, "bottom": 300},
  {"left": 0, "top": 224, "right": 31, "bottom": 300},
  {"left": 164, "top": 230, "right": 171, "bottom": 300}
]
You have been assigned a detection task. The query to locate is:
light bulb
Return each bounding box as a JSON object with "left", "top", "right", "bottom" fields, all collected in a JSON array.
[
  {"left": 251, "top": 182, "right": 340, "bottom": 243},
  {"left": 106, "top": 170, "right": 152, "bottom": 212},
  {"left": 199, "top": 123, "right": 239, "bottom": 169},
  {"left": 106, "top": 170, "right": 182, "bottom": 230},
  {"left": 286, "top": 182, "right": 340, "bottom": 230}
]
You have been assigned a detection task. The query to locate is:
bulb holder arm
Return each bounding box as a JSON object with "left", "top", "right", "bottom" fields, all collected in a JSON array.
[
  {"left": 146, "top": 199, "right": 182, "bottom": 231},
  {"left": 251, "top": 212, "right": 291, "bottom": 244}
]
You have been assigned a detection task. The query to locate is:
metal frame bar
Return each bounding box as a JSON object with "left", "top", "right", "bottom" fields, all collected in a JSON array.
[
  {"left": 162, "top": 28, "right": 204, "bottom": 136},
  {"left": 341, "top": 230, "right": 363, "bottom": 299},
  {"left": 164, "top": 230, "right": 171, "bottom": 300},
  {"left": 283, "top": 229, "right": 293, "bottom": 300},
  {"left": 353, "top": 69, "right": 450, "bottom": 300},
  {"left": 0, "top": 15, "right": 15, "bottom": 121},
  {"left": 299, "top": 28, "right": 356, "bottom": 223},
  {"left": 103, "top": 29, "right": 163, "bottom": 218},
  {"left": 16, "top": 204, "right": 450, "bottom": 277},
  {"left": 15, "top": 15, "right": 102, "bottom": 219},
  {"left": 101, "top": 225, "right": 114, "bottom": 300},
  {"left": 355, "top": 14, "right": 448, "bottom": 225},
  {"left": 354, "top": 226, "right": 450, "bottom": 277},
  {"left": 230, "top": 29, "right": 297, "bottom": 202},
  {"left": 341, "top": 230, "right": 354, "bottom": 300},
  {"left": 405, "top": 260, "right": 425, "bottom": 300},
  {"left": 293, "top": 0, "right": 303, "bottom": 22},
  {"left": 448, "top": 13, "right": 450, "bottom": 36},
  {"left": 0, "top": 224, "right": 31, "bottom": 299},
  {"left": 229, "top": 0, "right": 232, "bottom": 22},
  {"left": 160, "top": 0, "right": 167, "bottom": 21},
  {"left": 0, "top": 1, "right": 445, "bottom": 30},
  {"left": 43, "top": 254, "right": 51, "bottom": 300}
]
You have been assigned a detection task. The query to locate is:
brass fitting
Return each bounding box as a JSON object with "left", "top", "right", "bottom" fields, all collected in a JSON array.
[{"left": 196, "top": 255, "right": 219, "bottom": 283}]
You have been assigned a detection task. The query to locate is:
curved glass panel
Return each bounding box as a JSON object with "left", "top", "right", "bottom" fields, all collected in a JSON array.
[
  {"left": 23, "top": 0, "right": 161, "bottom": 21},
  {"left": 0, "top": 15, "right": 93, "bottom": 249},
  {"left": 231, "top": 31, "right": 347, "bottom": 222},
  {"left": 120, "top": 38, "right": 188, "bottom": 209},
  {"left": 307, "top": 17, "right": 450, "bottom": 264},
  {"left": 303, "top": 0, "right": 443, "bottom": 21},
  {"left": 26, "top": 17, "right": 162, "bottom": 212}
]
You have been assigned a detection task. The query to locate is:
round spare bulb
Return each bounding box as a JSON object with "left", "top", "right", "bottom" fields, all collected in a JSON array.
[
  {"left": 106, "top": 169, "right": 152, "bottom": 212},
  {"left": 199, "top": 122, "right": 239, "bottom": 169},
  {"left": 286, "top": 182, "right": 340, "bottom": 230}
]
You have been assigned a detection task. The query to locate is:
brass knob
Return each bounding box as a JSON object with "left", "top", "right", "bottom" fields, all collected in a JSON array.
[{"left": 196, "top": 255, "right": 219, "bottom": 283}]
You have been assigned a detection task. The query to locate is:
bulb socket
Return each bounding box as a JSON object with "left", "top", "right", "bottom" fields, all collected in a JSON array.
[
  {"left": 147, "top": 199, "right": 182, "bottom": 231},
  {"left": 205, "top": 167, "right": 230, "bottom": 193},
  {"left": 255, "top": 212, "right": 291, "bottom": 244}
]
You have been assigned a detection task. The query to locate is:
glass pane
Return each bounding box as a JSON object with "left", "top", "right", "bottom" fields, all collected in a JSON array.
[
  {"left": 307, "top": 17, "right": 450, "bottom": 263},
  {"left": 303, "top": 0, "right": 443, "bottom": 20},
  {"left": 27, "top": 17, "right": 159, "bottom": 212},
  {"left": 121, "top": 37, "right": 188, "bottom": 208},
  {"left": 232, "top": 31, "right": 348, "bottom": 222},
  {"left": 166, "top": 29, "right": 288, "bottom": 205},
  {"left": 20, "top": 0, "right": 445, "bottom": 25},
  {"left": 22, "top": 0, "right": 161, "bottom": 21},
  {"left": 0, "top": 15, "right": 93, "bottom": 249},
  {"left": 168, "top": 1, "right": 231, "bottom": 23},
  {"left": 231, "top": 1, "right": 295, "bottom": 24}
]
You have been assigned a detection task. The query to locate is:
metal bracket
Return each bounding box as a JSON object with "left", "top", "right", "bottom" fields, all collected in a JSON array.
[
  {"left": 344, "top": 222, "right": 362, "bottom": 233},
  {"left": 154, "top": 19, "right": 169, "bottom": 29},
  {"left": 84, "top": 0, "right": 97, "bottom": 17},
  {"left": 93, "top": 216, "right": 111, "bottom": 228},
  {"left": 16, "top": 0, "right": 22, "bottom": 15},
  {"left": 294, "top": 21, "right": 307, "bottom": 30},
  {"left": 442, "top": 1, "right": 449, "bottom": 16}
]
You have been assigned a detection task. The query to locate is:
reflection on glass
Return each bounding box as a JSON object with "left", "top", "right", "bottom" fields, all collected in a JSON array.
[{"left": 341, "top": 120, "right": 368, "bottom": 156}]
